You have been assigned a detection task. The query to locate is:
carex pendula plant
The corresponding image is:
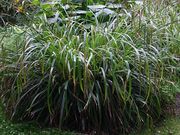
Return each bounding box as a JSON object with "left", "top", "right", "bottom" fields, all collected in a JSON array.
[{"left": 0, "top": 0, "right": 179, "bottom": 134}]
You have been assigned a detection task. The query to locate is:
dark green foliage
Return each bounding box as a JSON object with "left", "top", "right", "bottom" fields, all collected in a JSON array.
[
  {"left": 0, "top": 0, "right": 16, "bottom": 25},
  {"left": 0, "top": 0, "right": 179, "bottom": 134},
  {"left": 0, "top": 102, "right": 75, "bottom": 135}
]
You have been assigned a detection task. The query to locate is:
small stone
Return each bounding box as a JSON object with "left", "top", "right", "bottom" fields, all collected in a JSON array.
[
  {"left": 87, "top": 5, "right": 106, "bottom": 12},
  {"left": 107, "top": 3, "right": 123, "bottom": 9}
]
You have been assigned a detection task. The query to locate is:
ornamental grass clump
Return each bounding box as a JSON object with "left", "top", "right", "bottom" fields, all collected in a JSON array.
[{"left": 0, "top": 0, "right": 179, "bottom": 134}]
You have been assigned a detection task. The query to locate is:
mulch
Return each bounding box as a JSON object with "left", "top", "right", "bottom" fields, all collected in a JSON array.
[
  {"left": 175, "top": 93, "right": 180, "bottom": 116},
  {"left": 163, "top": 93, "right": 180, "bottom": 116}
]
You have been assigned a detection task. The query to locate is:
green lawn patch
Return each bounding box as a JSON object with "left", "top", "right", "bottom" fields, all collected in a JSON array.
[
  {"left": 1, "top": 102, "right": 180, "bottom": 135},
  {"left": 134, "top": 117, "right": 180, "bottom": 135}
]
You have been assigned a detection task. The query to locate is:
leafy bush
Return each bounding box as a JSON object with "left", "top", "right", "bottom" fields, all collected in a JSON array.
[
  {"left": 0, "top": 0, "right": 33, "bottom": 25},
  {"left": 0, "top": 0, "right": 16, "bottom": 25},
  {"left": 0, "top": 0, "right": 14, "bottom": 13},
  {"left": 0, "top": 0, "right": 179, "bottom": 134}
]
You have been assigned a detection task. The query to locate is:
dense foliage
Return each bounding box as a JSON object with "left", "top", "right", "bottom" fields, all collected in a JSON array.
[
  {"left": 0, "top": 0, "right": 179, "bottom": 134},
  {"left": 0, "top": 0, "right": 15, "bottom": 24}
]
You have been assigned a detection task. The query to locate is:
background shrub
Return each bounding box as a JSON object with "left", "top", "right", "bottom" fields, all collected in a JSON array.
[{"left": 0, "top": 0, "right": 16, "bottom": 25}]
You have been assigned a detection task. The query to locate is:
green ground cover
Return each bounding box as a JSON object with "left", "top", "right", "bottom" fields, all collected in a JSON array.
[
  {"left": 137, "top": 117, "right": 180, "bottom": 135},
  {"left": 1, "top": 103, "right": 180, "bottom": 135}
]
